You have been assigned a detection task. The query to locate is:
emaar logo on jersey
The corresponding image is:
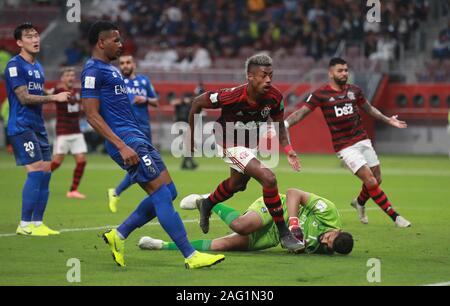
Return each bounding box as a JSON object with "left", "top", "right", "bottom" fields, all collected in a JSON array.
[
  {"left": 334, "top": 103, "right": 354, "bottom": 117},
  {"left": 126, "top": 87, "right": 147, "bottom": 96},
  {"left": 114, "top": 85, "right": 127, "bottom": 95},
  {"left": 28, "top": 82, "right": 43, "bottom": 91}
]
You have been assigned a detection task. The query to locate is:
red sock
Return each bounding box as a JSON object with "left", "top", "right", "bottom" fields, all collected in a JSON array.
[
  {"left": 357, "top": 185, "right": 370, "bottom": 206},
  {"left": 208, "top": 178, "right": 234, "bottom": 205},
  {"left": 367, "top": 185, "right": 399, "bottom": 221},
  {"left": 51, "top": 161, "right": 61, "bottom": 172},
  {"left": 262, "top": 187, "right": 285, "bottom": 226},
  {"left": 70, "top": 161, "right": 86, "bottom": 191}
]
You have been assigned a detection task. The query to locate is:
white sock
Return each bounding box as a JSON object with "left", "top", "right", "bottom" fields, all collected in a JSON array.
[
  {"left": 33, "top": 221, "right": 43, "bottom": 227},
  {"left": 116, "top": 230, "right": 125, "bottom": 240},
  {"left": 20, "top": 221, "right": 31, "bottom": 228},
  {"left": 186, "top": 251, "right": 197, "bottom": 259}
]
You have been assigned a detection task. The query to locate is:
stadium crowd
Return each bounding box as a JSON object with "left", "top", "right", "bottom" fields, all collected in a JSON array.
[{"left": 74, "top": 0, "right": 429, "bottom": 70}]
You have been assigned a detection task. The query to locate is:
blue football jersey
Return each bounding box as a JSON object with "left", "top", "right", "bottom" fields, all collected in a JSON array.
[
  {"left": 80, "top": 58, "right": 148, "bottom": 154},
  {"left": 124, "top": 75, "right": 157, "bottom": 134},
  {"left": 4, "top": 55, "right": 46, "bottom": 136}
]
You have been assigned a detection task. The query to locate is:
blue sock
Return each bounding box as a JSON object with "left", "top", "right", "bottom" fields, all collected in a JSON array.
[
  {"left": 22, "top": 171, "right": 45, "bottom": 222},
  {"left": 152, "top": 185, "right": 195, "bottom": 258},
  {"left": 117, "top": 195, "right": 156, "bottom": 239},
  {"left": 33, "top": 172, "right": 51, "bottom": 222},
  {"left": 167, "top": 182, "right": 178, "bottom": 201},
  {"left": 115, "top": 173, "right": 133, "bottom": 196}
]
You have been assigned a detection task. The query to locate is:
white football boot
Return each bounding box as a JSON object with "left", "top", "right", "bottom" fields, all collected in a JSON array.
[{"left": 351, "top": 198, "right": 369, "bottom": 224}]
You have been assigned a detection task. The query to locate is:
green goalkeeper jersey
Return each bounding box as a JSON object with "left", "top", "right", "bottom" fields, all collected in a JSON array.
[{"left": 298, "top": 193, "right": 342, "bottom": 254}]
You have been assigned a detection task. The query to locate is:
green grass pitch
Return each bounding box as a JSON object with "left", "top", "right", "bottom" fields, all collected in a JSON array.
[{"left": 0, "top": 151, "right": 449, "bottom": 286}]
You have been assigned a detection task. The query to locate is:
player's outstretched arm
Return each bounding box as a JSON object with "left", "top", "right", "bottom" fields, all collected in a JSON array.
[
  {"left": 275, "top": 116, "right": 301, "bottom": 172},
  {"left": 284, "top": 106, "right": 312, "bottom": 129},
  {"left": 15, "top": 85, "right": 71, "bottom": 105},
  {"left": 361, "top": 102, "right": 407, "bottom": 129},
  {"left": 188, "top": 93, "right": 211, "bottom": 152},
  {"left": 82, "top": 97, "right": 139, "bottom": 166}
]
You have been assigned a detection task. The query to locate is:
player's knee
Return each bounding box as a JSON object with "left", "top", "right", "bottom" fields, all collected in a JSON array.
[
  {"left": 230, "top": 218, "right": 252, "bottom": 235},
  {"left": 364, "top": 177, "right": 379, "bottom": 189},
  {"left": 261, "top": 172, "right": 277, "bottom": 188},
  {"left": 235, "top": 181, "right": 248, "bottom": 192}
]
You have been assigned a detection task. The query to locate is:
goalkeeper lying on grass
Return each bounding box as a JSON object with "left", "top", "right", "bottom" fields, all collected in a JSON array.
[{"left": 139, "top": 189, "right": 353, "bottom": 255}]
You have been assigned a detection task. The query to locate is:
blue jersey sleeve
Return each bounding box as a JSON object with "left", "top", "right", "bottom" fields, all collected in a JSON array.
[
  {"left": 81, "top": 67, "right": 102, "bottom": 99},
  {"left": 5, "top": 61, "right": 27, "bottom": 90},
  {"left": 145, "top": 77, "right": 157, "bottom": 99}
]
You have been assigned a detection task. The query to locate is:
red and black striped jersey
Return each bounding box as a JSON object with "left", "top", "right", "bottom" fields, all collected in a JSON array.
[
  {"left": 205, "top": 84, "right": 284, "bottom": 148},
  {"left": 55, "top": 87, "right": 82, "bottom": 136},
  {"left": 302, "top": 84, "right": 368, "bottom": 152}
]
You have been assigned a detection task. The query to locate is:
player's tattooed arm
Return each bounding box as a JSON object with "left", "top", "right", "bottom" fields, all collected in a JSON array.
[
  {"left": 284, "top": 106, "right": 312, "bottom": 128},
  {"left": 82, "top": 98, "right": 139, "bottom": 165},
  {"left": 188, "top": 93, "right": 211, "bottom": 152},
  {"left": 15, "top": 85, "right": 71, "bottom": 105},
  {"left": 361, "top": 101, "right": 407, "bottom": 129}
]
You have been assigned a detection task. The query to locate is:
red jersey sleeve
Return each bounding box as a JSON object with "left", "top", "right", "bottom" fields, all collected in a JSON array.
[
  {"left": 205, "top": 86, "right": 244, "bottom": 109},
  {"left": 303, "top": 91, "right": 321, "bottom": 110}
]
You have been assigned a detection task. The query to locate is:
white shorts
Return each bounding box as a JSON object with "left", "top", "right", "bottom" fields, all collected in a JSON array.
[
  {"left": 217, "top": 145, "right": 258, "bottom": 174},
  {"left": 336, "top": 139, "right": 380, "bottom": 174},
  {"left": 54, "top": 133, "right": 88, "bottom": 155}
]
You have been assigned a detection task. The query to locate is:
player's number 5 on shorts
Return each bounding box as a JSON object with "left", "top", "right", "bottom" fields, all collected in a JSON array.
[{"left": 142, "top": 155, "right": 152, "bottom": 167}]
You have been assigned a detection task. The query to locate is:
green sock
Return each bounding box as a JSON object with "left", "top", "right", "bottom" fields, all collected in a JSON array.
[
  {"left": 212, "top": 203, "right": 241, "bottom": 226},
  {"left": 162, "top": 240, "right": 212, "bottom": 251}
]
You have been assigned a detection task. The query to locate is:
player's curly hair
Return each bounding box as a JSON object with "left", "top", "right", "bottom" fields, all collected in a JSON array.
[
  {"left": 88, "top": 21, "right": 119, "bottom": 47},
  {"left": 245, "top": 53, "right": 273, "bottom": 74},
  {"left": 333, "top": 231, "right": 354, "bottom": 255}
]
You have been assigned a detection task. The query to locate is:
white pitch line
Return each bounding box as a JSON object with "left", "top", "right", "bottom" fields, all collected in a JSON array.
[
  {"left": 0, "top": 218, "right": 208, "bottom": 238},
  {"left": 0, "top": 207, "right": 383, "bottom": 238},
  {"left": 422, "top": 281, "right": 450, "bottom": 286}
]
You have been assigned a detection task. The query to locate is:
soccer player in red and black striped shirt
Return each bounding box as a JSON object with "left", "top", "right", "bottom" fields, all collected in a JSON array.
[
  {"left": 189, "top": 54, "right": 305, "bottom": 253},
  {"left": 285, "top": 57, "right": 411, "bottom": 227},
  {"left": 50, "top": 67, "right": 88, "bottom": 199}
]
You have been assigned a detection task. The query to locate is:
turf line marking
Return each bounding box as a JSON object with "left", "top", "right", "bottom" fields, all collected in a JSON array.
[
  {"left": 0, "top": 217, "right": 207, "bottom": 238},
  {"left": 0, "top": 207, "right": 383, "bottom": 238},
  {"left": 422, "top": 281, "right": 450, "bottom": 286}
]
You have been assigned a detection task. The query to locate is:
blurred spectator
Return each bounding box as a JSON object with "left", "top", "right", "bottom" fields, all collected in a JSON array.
[
  {"left": 179, "top": 42, "right": 212, "bottom": 70},
  {"left": 0, "top": 99, "right": 12, "bottom": 153},
  {"left": 433, "top": 21, "right": 450, "bottom": 60},
  {"left": 370, "top": 32, "right": 398, "bottom": 61},
  {"left": 171, "top": 91, "right": 198, "bottom": 170},
  {"left": 0, "top": 46, "right": 12, "bottom": 79},
  {"left": 77, "top": 0, "right": 429, "bottom": 69},
  {"left": 64, "top": 41, "right": 86, "bottom": 66}
]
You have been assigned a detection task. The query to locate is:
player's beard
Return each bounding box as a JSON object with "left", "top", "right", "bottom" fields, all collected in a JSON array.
[
  {"left": 122, "top": 68, "right": 133, "bottom": 78},
  {"left": 334, "top": 76, "right": 347, "bottom": 86}
]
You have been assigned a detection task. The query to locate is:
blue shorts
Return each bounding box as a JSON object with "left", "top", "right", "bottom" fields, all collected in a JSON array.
[
  {"left": 110, "top": 141, "right": 167, "bottom": 184},
  {"left": 10, "top": 130, "right": 51, "bottom": 166}
]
